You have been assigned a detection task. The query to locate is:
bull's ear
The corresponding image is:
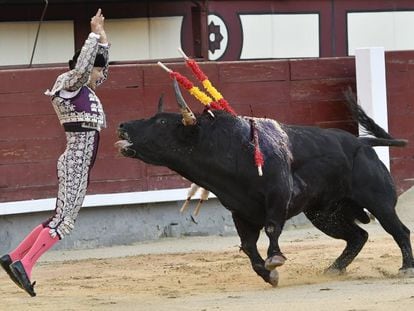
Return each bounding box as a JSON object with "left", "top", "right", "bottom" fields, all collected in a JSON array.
[{"left": 157, "top": 93, "right": 164, "bottom": 113}]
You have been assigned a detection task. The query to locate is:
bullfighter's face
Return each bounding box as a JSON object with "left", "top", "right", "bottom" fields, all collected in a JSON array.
[{"left": 88, "top": 67, "right": 105, "bottom": 90}]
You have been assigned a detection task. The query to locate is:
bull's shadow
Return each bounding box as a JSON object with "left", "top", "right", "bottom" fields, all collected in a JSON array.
[{"left": 116, "top": 79, "right": 413, "bottom": 286}]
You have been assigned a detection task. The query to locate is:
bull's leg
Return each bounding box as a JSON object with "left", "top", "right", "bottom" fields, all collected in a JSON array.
[
  {"left": 370, "top": 209, "right": 414, "bottom": 273},
  {"left": 232, "top": 213, "right": 279, "bottom": 286},
  {"left": 352, "top": 146, "right": 414, "bottom": 274},
  {"left": 263, "top": 190, "right": 291, "bottom": 271},
  {"left": 354, "top": 190, "right": 413, "bottom": 272},
  {"left": 304, "top": 208, "right": 368, "bottom": 273}
]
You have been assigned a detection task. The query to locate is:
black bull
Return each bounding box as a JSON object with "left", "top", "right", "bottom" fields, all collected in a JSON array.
[{"left": 116, "top": 81, "right": 414, "bottom": 286}]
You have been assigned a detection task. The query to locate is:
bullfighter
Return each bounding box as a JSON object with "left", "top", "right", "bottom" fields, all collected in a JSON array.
[{"left": 0, "top": 8, "right": 109, "bottom": 297}]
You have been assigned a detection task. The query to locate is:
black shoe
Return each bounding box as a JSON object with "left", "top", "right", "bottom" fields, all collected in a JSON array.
[
  {"left": 0, "top": 254, "right": 23, "bottom": 289},
  {"left": 9, "top": 261, "right": 36, "bottom": 297}
]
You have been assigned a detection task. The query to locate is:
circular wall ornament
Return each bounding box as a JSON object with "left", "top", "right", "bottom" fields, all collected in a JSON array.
[{"left": 208, "top": 14, "right": 228, "bottom": 60}]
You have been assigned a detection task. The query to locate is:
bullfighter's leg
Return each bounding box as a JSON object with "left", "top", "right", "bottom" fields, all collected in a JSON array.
[
  {"left": 304, "top": 208, "right": 368, "bottom": 273},
  {"left": 263, "top": 189, "right": 292, "bottom": 271},
  {"left": 232, "top": 213, "right": 279, "bottom": 286}
]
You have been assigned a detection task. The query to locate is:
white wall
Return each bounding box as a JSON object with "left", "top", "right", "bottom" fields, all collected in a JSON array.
[
  {"left": 240, "top": 14, "right": 319, "bottom": 59},
  {"left": 0, "top": 21, "right": 74, "bottom": 66},
  {"left": 348, "top": 11, "right": 414, "bottom": 55},
  {"left": 105, "top": 16, "right": 183, "bottom": 62},
  {"left": 0, "top": 16, "right": 184, "bottom": 66}
]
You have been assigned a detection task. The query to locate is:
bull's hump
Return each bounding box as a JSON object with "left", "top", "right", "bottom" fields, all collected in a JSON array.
[{"left": 253, "top": 117, "right": 292, "bottom": 162}]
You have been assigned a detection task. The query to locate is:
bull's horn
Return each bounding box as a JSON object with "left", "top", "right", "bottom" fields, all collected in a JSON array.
[
  {"left": 157, "top": 93, "right": 164, "bottom": 113},
  {"left": 173, "top": 78, "right": 196, "bottom": 126}
]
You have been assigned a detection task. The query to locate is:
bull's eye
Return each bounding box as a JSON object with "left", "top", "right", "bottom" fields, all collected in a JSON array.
[{"left": 157, "top": 119, "right": 167, "bottom": 125}]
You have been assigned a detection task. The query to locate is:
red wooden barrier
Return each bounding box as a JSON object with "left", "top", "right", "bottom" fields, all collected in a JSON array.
[{"left": 1, "top": 53, "right": 413, "bottom": 203}]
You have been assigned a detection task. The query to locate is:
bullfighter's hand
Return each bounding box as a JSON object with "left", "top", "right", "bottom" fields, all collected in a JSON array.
[{"left": 90, "top": 8, "right": 105, "bottom": 37}]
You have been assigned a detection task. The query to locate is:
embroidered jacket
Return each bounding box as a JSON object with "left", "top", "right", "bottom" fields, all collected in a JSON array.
[{"left": 45, "top": 32, "right": 109, "bottom": 131}]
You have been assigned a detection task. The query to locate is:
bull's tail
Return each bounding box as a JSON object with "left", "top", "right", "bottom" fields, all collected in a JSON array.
[
  {"left": 344, "top": 88, "right": 408, "bottom": 147},
  {"left": 358, "top": 137, "right": 407, "bottom": 147}
]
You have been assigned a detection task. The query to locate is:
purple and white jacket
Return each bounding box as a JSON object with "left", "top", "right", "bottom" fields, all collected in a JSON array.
[{"left": 45, "top": 32, "right": 109, "bottom": 131}]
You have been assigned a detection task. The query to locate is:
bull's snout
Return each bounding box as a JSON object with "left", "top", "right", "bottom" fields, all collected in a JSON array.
[
  {"left": 115, "top": 123, "right": 134, "bottom": 157},
  {"left": 118, "top": 121, "right": 135, "bottom": 136},
  {"left": 117, "top": 123, "right": 129, "bottom": 139},
  {"left": 118, "top": 122, "right": 127, "bottom": 135}
]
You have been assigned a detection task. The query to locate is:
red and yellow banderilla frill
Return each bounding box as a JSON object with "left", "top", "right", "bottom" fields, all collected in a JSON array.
[
  {"left": 178, "top": 48, "right": 236, "bottom": 116},
  {"left": 157, "top": 56, "right": 264, "bottom": 177}
]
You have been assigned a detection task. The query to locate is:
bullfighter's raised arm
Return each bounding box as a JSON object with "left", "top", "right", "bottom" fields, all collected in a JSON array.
[{"left": 45, "top": 10, "right": 109, "bottom": 95}]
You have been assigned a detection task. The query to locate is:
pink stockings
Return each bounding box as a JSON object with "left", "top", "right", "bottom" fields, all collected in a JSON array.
[
  {"left": 9, "top": 224, "right": 59, "bottom": 279},
  {"left": 9, "top": 224, "right": 44, "bottom": 262}
]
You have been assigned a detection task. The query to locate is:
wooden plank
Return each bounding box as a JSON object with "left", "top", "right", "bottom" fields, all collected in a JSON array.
[
  {"left": 388, "top": 114, "right": 414, "bottom": 137},
  {"left": 98, "top": 88, "right": 145, "bottom": 115},
  {"left": 143, "top": 63, "right": 185, "bottom": 86},
  {"left": 290, "top": 57, "right": 355, "bottom": 80},
  {"left": 100, "top": 64, "right": 143, "bottom": 89},
  {"left": 147, "top": 174, "right": 190, "bottom": 191},
  {"left": 0, "top": 185, "right": 58, "bottom": 203},
  {"left": 309, "top": 99, "right": 353, "bottom": 123},
  {"left": 146, "top": 165, "right": 176, "bottom": 177},
  {"left": 0, "top": 67, "right": 63, "bottom": 94},
  {"left": 290, "top": 78, "right": 355, "bottom": 102},
  {"left": 91, "top": 157, "right": 146, "bottom": 181},
  {"left": 390, "top": 157, "right": 414, "bottom": 193},
  {"left": 316, "top": 120, "right": 357, "bottom": 133},
  {"left": 0, "top": 138, "right": 65, "bottom": 164},
  {"left": 386, "top": 72, "right": 411, "bottom": 97},
  {"left": 388, "top": 103, "right": 414, "bottom": 119},
  {"left": 391, "top": 144, "right": 414, "bottom": 160},
  {"left": 219, "top": 60, "right": 289, "bottom": 83},
  {"left": 284, "top": 102, "right": 314, "bottom": 125},
  {"left": 1, "top": 161, "right": 57, "bottom": 188},
  {"left": 385, "top": 51, "right": 414, "bottom": 73},
  {"left": 0, "top": 92, "right": 54, "bottom": 117},
  {"left": 0, "top": 115, "right": 62, "bottom": 141},
  {"left": 87, "top": 179, "right": 148, "bottom": 195},
  {"left": 220, "top": 80, "right": 290, "bottom": 109}
]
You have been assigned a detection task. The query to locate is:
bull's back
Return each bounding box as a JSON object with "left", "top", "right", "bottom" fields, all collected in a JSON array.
[{"left": 285, "top": 126, "right": 362, "bottom": 212}]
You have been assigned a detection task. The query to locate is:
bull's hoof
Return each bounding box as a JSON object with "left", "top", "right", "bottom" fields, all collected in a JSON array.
[
  {"left": 265, "top": 255, "right": 286, "bottom": 271},
  {"left": 268, "top": 269, "right": 279, "bottom": 287},
  {"left": 398, "top": 268, "right": 414, "bottom": 278},
  {"left": 324, "top": 266, "right": 346, "bottom": 276}
]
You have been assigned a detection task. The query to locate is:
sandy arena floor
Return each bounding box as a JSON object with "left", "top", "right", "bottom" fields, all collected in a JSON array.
[{"left": 1, "top": 223, "right": 414, "bottom": 311}]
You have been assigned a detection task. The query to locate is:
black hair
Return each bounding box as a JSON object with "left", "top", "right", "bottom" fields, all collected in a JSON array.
[{"left": 68, "top": 49, "right": 106, "bottom": 70}]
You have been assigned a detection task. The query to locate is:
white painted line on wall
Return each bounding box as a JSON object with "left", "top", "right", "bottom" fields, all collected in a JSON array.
[{"left": 0, "top": 188, "right": 216, "bottom": 216}]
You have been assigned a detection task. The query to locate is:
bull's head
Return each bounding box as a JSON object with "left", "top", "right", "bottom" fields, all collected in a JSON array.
[{"left": 116, "top": 79, "right": 199, "bottom": 165}]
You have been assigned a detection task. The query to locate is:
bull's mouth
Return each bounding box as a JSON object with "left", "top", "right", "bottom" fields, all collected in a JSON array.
[{"left": 115, "top": 129, "right": 135, "bottom": 157}]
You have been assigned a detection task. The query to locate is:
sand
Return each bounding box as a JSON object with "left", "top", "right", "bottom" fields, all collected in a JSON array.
[{"left": 1, "top": 222, "right": 414, "bottom": 311}]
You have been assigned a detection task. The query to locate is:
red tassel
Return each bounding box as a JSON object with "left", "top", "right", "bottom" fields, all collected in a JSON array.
[
  {"left": 186, "top": 59, "right": 208, "bottom": 81},
  {"left": 218, "top": 98, "right": 237, "bottom": 116},
  {"left": 186, "top": 59, "right": 237, "bottom": 115},
  {"left": 209, "top": 102, "right": 224, "bottom": 110},
  {"left": 250, "top": 118, "right": 265, "bottom": 175},
  {"left": 254, "top": 147, "right": 264, "bottom": 166},
  {"left": 170, "top": 71, "right": 194, "bottom": 90}
]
